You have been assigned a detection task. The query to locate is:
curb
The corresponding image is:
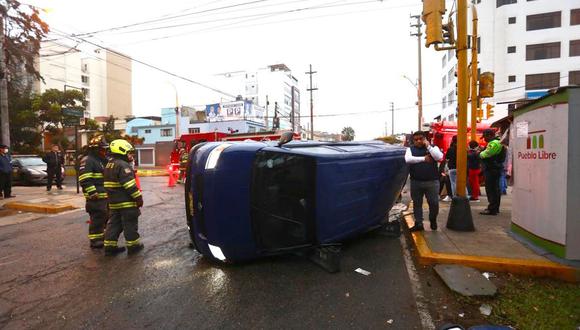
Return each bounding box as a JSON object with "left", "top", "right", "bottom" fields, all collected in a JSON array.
[
  {"left": 3, "top": 202, "right": 76, "bottom": 214},
  {"left": 404, "top": 214, "right": 579, "bottom": 283},
  {"left": 136, "top": 170, "right": 168, "bottom": 177}
]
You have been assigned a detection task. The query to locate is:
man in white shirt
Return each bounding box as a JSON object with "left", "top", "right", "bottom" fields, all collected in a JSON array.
[{"left": 405, "top": 131, "right": 444, "bottom": 231}]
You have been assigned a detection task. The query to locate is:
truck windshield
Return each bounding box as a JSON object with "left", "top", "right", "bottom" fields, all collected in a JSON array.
[{"left": 251, "top": 151, "right": 316, "bottom": 251}]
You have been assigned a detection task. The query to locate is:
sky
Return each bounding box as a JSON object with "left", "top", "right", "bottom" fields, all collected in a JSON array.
[{"left": 29, "top": 0, "right": 445, "bottom": 140}]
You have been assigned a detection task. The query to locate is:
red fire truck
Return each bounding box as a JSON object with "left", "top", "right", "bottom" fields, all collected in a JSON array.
[
  {"left": 170, "top": 130, "right": 301, "bottom": 168},
  {"left": 429, "top": 121, "right": 494, "bottom": 153}
]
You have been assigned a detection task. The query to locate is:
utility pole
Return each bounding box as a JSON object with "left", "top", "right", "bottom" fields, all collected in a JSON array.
[
  {"left": 390, "top": 102, "right": 395, "bottom": 136},
  {"left": 410, "top": 14, "right": 424, "bottom": 131},
  {"left": 305, "top": 64, "right": 317, "bottom": 140},
  {"left": 265, "top": 95, "right": 269, "bottom": 130},
  {"left": 0, "top": 14, "right": 10, "bottom": 146},
  {"left": 456, "top": 0, "right": 468, "bottom": 200}
]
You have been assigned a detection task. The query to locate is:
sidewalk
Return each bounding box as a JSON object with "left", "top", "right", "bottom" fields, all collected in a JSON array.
[
  {"left": 0, "top": 183, "right": 84, "bottom": 227},
  {"left": 405, "top": 191, "right": 579, "bottom": 282}
]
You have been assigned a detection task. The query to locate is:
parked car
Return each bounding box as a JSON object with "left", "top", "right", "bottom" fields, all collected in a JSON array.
[
  {"left": 185, "top": 135, "right": 408, "bottom": 269},
  {"left": 11, "top": 155, "right": 65, "bottom": 185}
]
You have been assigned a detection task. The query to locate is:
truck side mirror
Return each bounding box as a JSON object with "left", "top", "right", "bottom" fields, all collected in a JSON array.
[{"left": 278, "top": 132, "right": 294, "bottom": 147}]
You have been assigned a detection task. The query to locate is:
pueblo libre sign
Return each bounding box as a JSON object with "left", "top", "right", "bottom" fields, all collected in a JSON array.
[{"left": 517, "top": 129, "right": 557, "bottom": 160}]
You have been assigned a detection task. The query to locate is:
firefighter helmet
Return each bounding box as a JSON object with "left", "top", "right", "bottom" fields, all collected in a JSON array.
[
  {"left": 109, "top": 139, "right": 135, "bottom": 156},
  {"left": 88, "top": 135, "right": 108, "bottom": 149}
]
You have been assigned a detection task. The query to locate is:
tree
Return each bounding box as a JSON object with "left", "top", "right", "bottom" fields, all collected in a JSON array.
[
  {"left": 1, "top": 1, "right": 50, "bottom": 145},
  {"left": 100, "top": 115, "right": 144, "bottom": 147},
  {"left": 341, "top": 126, "right": 355, "bottom": 141},
  {"left": 8, "top": 85, "right": 42, "bottom": 153}
]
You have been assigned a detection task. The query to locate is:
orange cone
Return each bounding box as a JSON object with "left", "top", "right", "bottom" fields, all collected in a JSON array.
[{"left": 135, "top": 171, "right": 142, "bottom": 191}]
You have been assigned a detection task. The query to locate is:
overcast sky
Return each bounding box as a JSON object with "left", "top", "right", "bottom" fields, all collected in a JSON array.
[{"left": 30, "top": 0, "right": 444, "bottom": 140}]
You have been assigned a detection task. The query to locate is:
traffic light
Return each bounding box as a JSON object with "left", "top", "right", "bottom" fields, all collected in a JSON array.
[
  {"left": 442, "top": 18, "right": 455, "bottom": 45},
  {"left": 479, "top": 72, "right": 495, "bottom": 98},
  {"left": 477, "top": 108, "right": 484, "bottom": 120},
  {"left": 422, "top": 0, "right": 446, "bottom": 47},
  {"left": 486, "top": 104, "right": 494, "bottom": 118}
]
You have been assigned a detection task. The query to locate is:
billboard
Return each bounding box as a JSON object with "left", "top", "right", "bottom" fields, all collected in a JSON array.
[{"left": 206, "top": 101, "right": 264, "bottom": 122}]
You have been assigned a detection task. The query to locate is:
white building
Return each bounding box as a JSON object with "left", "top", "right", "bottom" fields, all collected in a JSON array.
[
  {"left": 38, "top": 41, "right": 133, "bottom": 120},
  {"left": 215, "top": 64, "right": 301, "bottom": 132},
  {"left": 440, "top": 0, "right": 580, "bottom": 122}
]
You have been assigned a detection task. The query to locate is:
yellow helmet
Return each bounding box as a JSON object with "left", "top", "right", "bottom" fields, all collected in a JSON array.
[{"left": 109, "top": 139, "right": 134, "bottom": 156}]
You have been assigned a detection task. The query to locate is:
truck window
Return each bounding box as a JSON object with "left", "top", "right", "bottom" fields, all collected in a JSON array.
[{"left": 251, "top": 151, "right": 316, "bottom": 251}]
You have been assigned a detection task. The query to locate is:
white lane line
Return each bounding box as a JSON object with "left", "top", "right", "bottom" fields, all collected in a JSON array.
[{"left": 400, "top": 232, "right": 435, "bottom": 330}]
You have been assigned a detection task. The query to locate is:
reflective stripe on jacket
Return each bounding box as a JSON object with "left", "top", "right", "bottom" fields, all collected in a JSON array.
[
  {"left": 79, "top": 154, "right": 108, "bottom": 200},
  {"left": 104, "top": 157, "right": 142, "bottom": 210}
]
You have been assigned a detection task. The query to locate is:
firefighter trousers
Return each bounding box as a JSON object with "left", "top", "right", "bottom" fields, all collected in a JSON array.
[
  {"left": 86, "top": 199, "right": 108, "bottom": 242},
  {"left": 104, "top": 208, "right": 141, "bottom": 248}
]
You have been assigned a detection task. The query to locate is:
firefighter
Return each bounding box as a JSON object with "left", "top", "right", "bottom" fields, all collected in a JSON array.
[
  {"left": 178, "top": 148, "right": 188, "bottom": 183},
  {"left": 103, "top": 139, "right": 144, "bottom": 256},
  {"left": 79, "top": 135, "right": 109, "bottom": 249}
]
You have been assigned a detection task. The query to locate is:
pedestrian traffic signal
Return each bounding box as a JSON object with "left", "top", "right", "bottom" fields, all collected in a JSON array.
[
  {"left": 486, "top": 104, "right": 494, "bottom": 118},
  {"left": 442, "top": 19, "right": 455, "bottom": 45},
  {"left": 479, "top": 72, "right": 495, "bottom": 98},
  {"left": 422, "top": 0, "right": 446, "bottom": 47}
]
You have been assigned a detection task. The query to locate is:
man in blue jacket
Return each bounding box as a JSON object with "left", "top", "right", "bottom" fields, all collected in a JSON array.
[{"left": 0, "top": 145, "right": 14, "bottom": 198}]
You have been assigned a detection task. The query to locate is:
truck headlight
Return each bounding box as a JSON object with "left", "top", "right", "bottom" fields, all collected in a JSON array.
[
  {"left": 208, "top": 244, "right": 226, "bottom": 261},
  {"left": 205, "top": 144, "right": 231, "bottom": 169}
]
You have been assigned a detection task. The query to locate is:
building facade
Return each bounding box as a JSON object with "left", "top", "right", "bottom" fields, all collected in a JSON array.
[
  {"left": 38, "top": 41, "right": 133, "bottom": 119},
  {"left": 215, "top": 64, "right": 301, "bottom": 132},
  {"left": 440, "top": 0, "right": 580, "bottom": 122}
]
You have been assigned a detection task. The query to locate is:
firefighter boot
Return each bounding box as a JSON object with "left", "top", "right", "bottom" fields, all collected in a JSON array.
[
  {"left": 104, "top": 246, "right": 126, "bottom": 256},
  {"left": 90, "top": 240, "right": 104, "bottom": 249},
  {"left": 127, "top": 243, "right": 144, "bottom": 255}
]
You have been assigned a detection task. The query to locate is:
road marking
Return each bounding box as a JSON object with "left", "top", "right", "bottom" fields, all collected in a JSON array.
[{"left": 400, "top": 232, "right": 435, "bottom": 330}]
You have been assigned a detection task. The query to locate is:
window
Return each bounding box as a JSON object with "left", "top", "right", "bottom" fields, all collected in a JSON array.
[
  {"left": 144, "top": 129, "right": 151, "bottom": 134},
  {"left": 188, "top": 127, "right": 200, "bottom": 134},
  {"left": 525, "top": 72, "right": 560, "bottom": 90},
  {"left": 526, "top": 42, "right": 560, "bottom": 60},
  {"left": 526, "top": 12, "right": 561, "bottom": 31},
  {"left": 508, "top": 17, "right": 516, "bottom": 24},
  {"left": 442, "top": 54, "right": 447, "bottom": 67},
  {"left": 442, "top": 96, "right": 447, "bottom": 109},
  {"left": 160, "top": 128, "right": 173, "bottom": 137},
  {"left": 507, "top": 46, "right": 516, "bottom": 53},
  {"left": 81, "top": 75, "right": 89, "bottom": 84},
  {"left": 448, "top": 68, "right": 454, "bottom": 83},
  {"left": 442, "top": 76, "right": 447, "bottom": 88},
  {"left": 448, "top": 90, "right": 455, "bottom": 105},
  {"left": 508, "top": 75, "right": 516, "bottom": 82},
  {"left": 570, "top": 40, "right": 580, "bottom": 57},
  {"left": 248, "top": 126, "right": 256, "bottom": 133},
  {"left": 571, "top": 9, "right": 580, "bottom": 25},
  {"left": 497, "top": 0, "right": 516, "bottom": 8},
  {"left": 570, "top": 71, "right": 580, "bottom": 85},
  {"left": 251, "top": 151, "right": 316, "bottom": 250},
  {"left": 448, "top": 48, "right": 455, "bottom": 60}
]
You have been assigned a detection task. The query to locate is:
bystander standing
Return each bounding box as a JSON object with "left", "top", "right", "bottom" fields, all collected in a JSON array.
[
  {"left": 467, "top": 140, "right": 481, "bottom": 202},
  {"left": 0, "top": 145, "right": 14, "bottom": 199}
]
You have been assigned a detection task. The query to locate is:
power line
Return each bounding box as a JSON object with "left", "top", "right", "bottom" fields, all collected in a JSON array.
[{"left": 110, "top": 1, "right": 417, "bottom": 47}]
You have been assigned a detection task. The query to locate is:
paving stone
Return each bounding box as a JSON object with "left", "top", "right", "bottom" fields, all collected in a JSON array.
[{"left": 434, "top": 264, "right": 497, "bottom": 297}]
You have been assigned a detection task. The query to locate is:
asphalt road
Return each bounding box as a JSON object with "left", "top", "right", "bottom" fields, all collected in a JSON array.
[{"left": 0, "top": 177, "right": 422, "bottom": 329}]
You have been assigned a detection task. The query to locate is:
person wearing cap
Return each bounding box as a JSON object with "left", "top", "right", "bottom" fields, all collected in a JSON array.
[
  {"left": 103, "top": 139, "right": 144, "bottom": 256},
  {"left": 79, "top": 135, "right": 110, "bottom": 249},
  {"left": 479, "top": 129, "right": 506, "bottom": 215},
  {"left": 0, "top": 145, "right": 14, "bottom": 199}
]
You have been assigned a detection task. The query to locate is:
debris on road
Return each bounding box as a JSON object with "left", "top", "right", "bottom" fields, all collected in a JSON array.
[
  {"left": 354, "top": 268, "right": 371, "bottom": 276},
  {"left": 434, "top": 264, "right": 497, "bottom": 297},
  {"left": 479, "top": 304, "right": 492, "bottom": 316},
  {"left": 482, "top": 272, "right": 495, "bottom": 280},
  {"left": 386, "top": 319, "right": 394, "bottom": 325},
  {"left": 458, "top": 313, "right": 465, "bottom": 318}
]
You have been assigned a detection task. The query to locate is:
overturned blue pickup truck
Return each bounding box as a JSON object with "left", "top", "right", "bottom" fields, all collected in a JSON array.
[{"left": 185, "top": 134, "right": 408, "bottom": 271}]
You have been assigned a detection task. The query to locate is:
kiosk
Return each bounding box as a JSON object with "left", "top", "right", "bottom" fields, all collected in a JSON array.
[{"left": 511, "top": 86, "right": 580, "bottom": 260}]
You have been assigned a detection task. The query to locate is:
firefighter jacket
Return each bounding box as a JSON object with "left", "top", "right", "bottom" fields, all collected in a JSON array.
[
  {"left": 79, "top": 153, "right": 108, "bottom": 200},
  {"left": 104, "top": 157, "right": 142, "bottom": 210},
  {"left": 179, "top": 151, "right": 188, "bottom": 170}
]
